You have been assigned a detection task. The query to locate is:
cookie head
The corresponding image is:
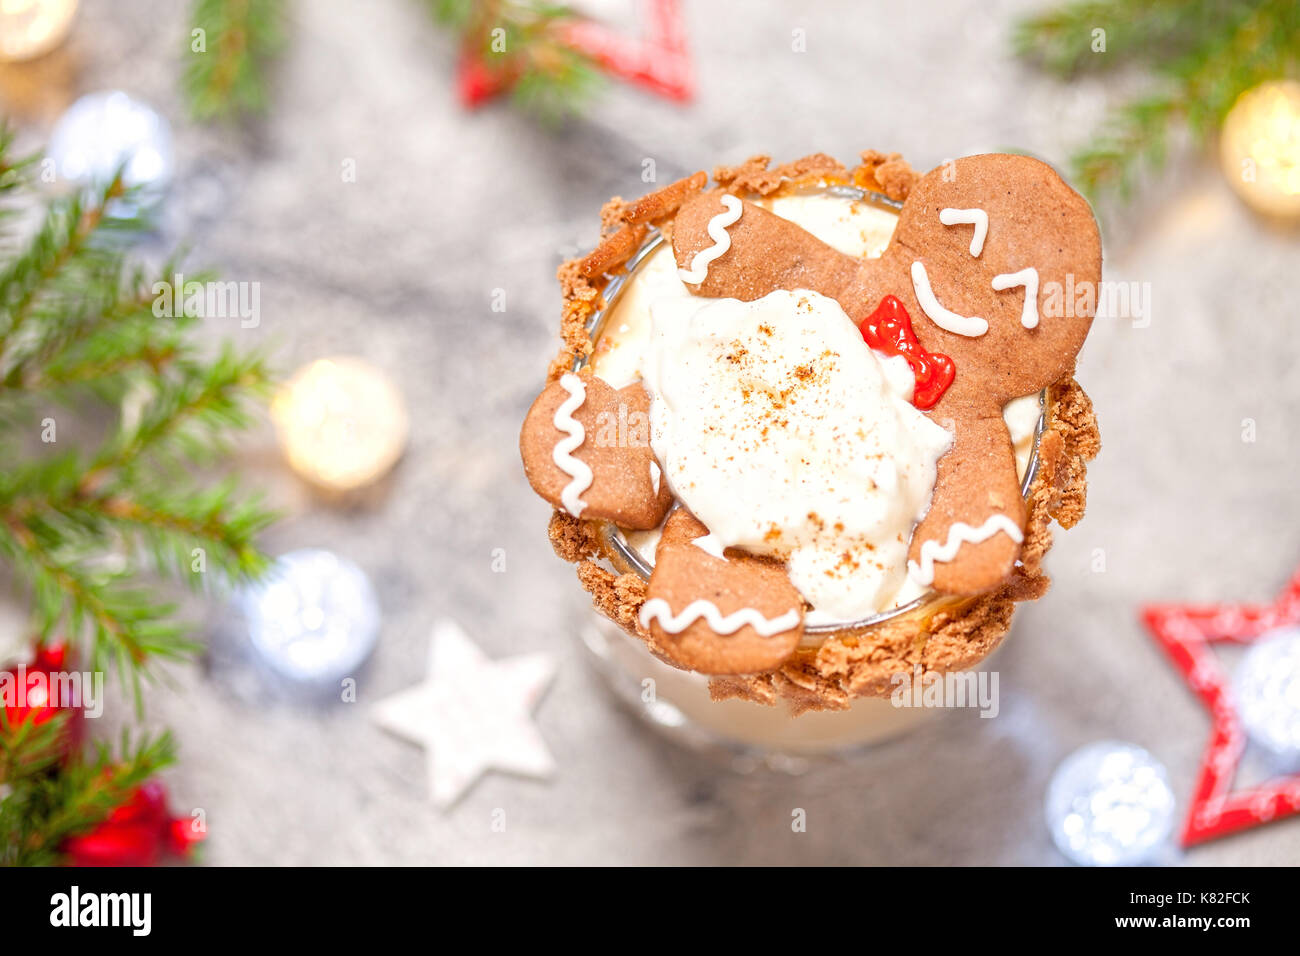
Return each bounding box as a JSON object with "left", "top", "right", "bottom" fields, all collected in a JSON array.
[{"left": 890, "top": 154, "right": 1102, "bottom": 404}]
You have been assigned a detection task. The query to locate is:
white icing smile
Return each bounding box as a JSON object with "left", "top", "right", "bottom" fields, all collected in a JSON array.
[{"left": 910, "top": 260, "right": 988, "bottom": 337}]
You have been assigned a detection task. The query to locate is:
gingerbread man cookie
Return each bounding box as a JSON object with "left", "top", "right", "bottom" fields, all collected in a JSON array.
[{"left": 669, "top": 153, "right": 1101, "bottom": 594}]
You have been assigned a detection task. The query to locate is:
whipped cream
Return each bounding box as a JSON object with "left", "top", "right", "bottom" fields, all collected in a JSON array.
[{"left": 642, "top": 289, "right": 953, "bottom": 621}]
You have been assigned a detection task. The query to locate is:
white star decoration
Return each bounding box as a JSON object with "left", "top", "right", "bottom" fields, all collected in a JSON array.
[{"left": 372, "top": 619, "right": 556, "bottom": 809}]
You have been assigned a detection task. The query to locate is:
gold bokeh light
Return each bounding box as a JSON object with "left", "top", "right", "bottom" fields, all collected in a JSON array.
[
  {"left": 1219, "top": 79, "right": 1300, "bottom": 220},
  {"left": 0, "top": 0, "right": 78, "bottom": 62},
  {"left": 272, "top": 357, "right": 409, "bottom": 493}
]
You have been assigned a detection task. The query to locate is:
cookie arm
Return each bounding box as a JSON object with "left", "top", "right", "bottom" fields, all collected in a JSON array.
[
  {"left": 519, "top": 376, "right": 673, "bottom": 529},
  {"left": 907, "top": 415, "right": 1026, "bottom": 595},
  {"left": 671, "top": 192, "right": 861, "bottom": 302}
]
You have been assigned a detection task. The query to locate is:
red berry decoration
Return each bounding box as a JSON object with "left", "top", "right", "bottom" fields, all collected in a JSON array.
[
  {"left": 858, "top": 294, "right": 956, "bottom": 410},
  {"left": 1142, "top": 567, "right": 1300, "bottom": 846},
  {"left": 454, "top": 0, "right": 693, "bottom": 111},
  {"left": 62, "top": 780, "right": 205, "bottom": 867},
  {"left": 455, "top": 52, "right": 510, "bottom": 108},
  {"left": 1, "top": 642, "right": 83, "bottom": 750}
]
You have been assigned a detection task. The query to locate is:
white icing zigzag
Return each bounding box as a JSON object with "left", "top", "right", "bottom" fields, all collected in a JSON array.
[
  {"left": 939, "top": 207, "right": 989, "bottom": 257},
  {"left": 552, "top": 373, "right": 593, "bottom": 517},
  {"left": 907, "top": 514, "right": 1024, "bottom": 586},
  {"left": 910, "top": 261, "right": 988, "bottom": 337},
  {"left": 992, "top": 268, "right": 1040, "bottom": 329},
  {"left": 639, "top": 597, "right": 800, "bottom": 637},
  {"left": 677, "top": 195, "right": 744, "bottom": 284}
]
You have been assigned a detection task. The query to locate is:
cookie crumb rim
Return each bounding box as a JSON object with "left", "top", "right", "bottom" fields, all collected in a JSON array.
[{"left": 540, "top": 152, "right": 1100, "bottom": 708}]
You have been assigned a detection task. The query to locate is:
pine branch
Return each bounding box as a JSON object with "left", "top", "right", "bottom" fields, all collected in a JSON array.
[
  {"left": 512, "top": 42, "right": 603, "bottom": 122},
  {"left": 184, "top": 0, "right": 287, "bottom": 122},
  {"left": 0, "top": 524, "right": 188, "bottom": 674},
  {"left": 3, "top": 78, "right": 277, "bottom": 870},
  {"left": 1074, "top": 0, "right": 1300, "bottom": 198},
  {"left": 3, "top": 261, "right": 175, "bottom": 394},
  {"left": 429, "top": 0, "right": 604, "bottom": 119},
  {"left": 0, "top": 708, "right": 67, "bottom": 786},
  {"left": 0, "top": 175, "right": 134, "bottom": 368},
  {"left": 0, "top": 122, "right": 35, "bottom": 211},
  {"left": 0, "top": 145, "right": 275, "bottom": 706},
  {"left": 92, "top": 345, "right": 271, "bottom": 477},
  {"left": 0, "top": 121, "right": 36, "bottom": 231},
  {"left": 1015, "top": 0, "right": 1300, "bottom": 201},
  {"left": 428, "top": 0, "right": 474, "bottom": 27},
  {"left": 1012, "top": 0, "right": 1254, "bottom": 77},
  {"left": 0, "top": 346, "right": 273, "bottom": 682},
  {"left": 76, "top": 480, "right": 274, "bottom": 586},
  {"left": 0, "top": 123, "right": 24, "bottom": 183},
  {"left": 0, "top": 727, "right": 175, "bottom": 866}
]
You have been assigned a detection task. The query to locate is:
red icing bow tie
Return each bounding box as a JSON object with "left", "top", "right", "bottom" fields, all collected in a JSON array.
[{"left": 858, "top": 295, "right": 955, "bottom": 410}]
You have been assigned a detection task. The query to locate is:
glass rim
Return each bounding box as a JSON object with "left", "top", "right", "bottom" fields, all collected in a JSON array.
[{"left": 574, "top": 182, "right": 1046, "bottom": 636}]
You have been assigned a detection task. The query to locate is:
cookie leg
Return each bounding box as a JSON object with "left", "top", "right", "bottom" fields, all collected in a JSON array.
[{"left": 907, "top": 415, "right": 1026, "bottom": 595}]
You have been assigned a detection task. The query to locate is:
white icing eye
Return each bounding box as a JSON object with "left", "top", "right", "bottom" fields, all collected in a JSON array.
[
  {"left": 910, "top": 261, "right": 988, "bottom": 337},
  {"left": 991, "top": 268, "right": 1040, "bottom": 329},
  {"left": 939, "top": 208, "right": 989, "bottom": 257}
]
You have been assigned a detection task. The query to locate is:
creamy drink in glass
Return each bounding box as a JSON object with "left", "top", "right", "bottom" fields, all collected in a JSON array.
[{"left": 520, "top": 153, "right": 1100, "bottom": 760}]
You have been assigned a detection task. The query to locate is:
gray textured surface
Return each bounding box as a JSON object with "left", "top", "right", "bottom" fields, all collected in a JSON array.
[{"left": 3, "top": 0, "right": 1299, "bottom": 865}]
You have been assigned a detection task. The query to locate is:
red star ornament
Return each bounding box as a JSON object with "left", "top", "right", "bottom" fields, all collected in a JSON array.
[
  {"left": 456, "top": 1, "right": 693, "bottom": 108},
  {"left": 557, "top": 0, "right": 694, "bottom": 102},
  {"left": 1141, "top": 566, "right": 1300, "bottom": 846}
]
